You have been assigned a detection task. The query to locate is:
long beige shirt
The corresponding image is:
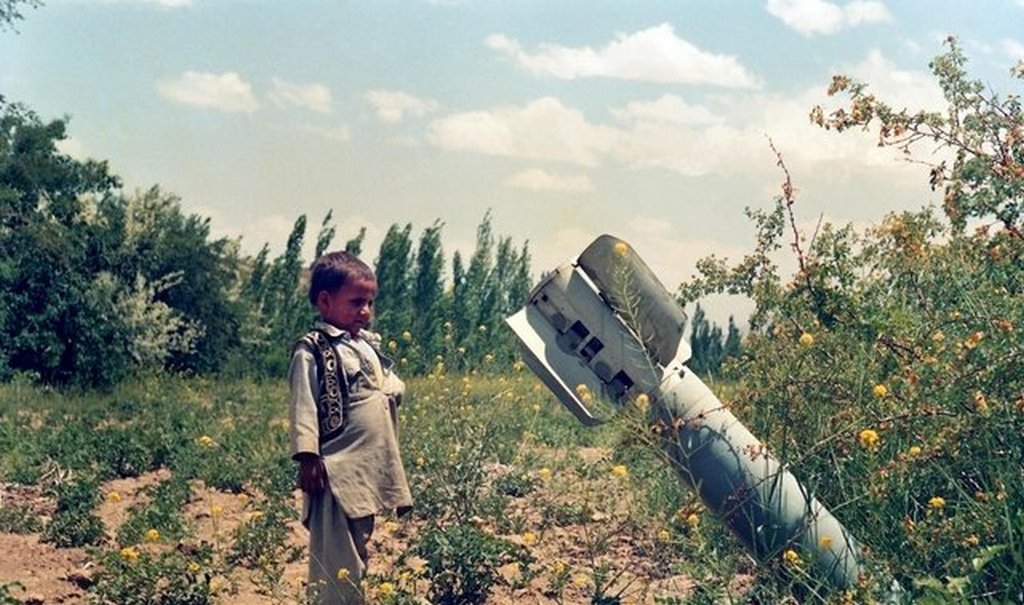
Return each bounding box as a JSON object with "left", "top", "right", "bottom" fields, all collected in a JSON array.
[{"left": 289, "top": 321, "right": 412, "bottom": 520}]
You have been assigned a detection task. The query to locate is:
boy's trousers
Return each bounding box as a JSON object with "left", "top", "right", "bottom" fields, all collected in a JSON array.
[{"left": 306, "top": 490, "right": 375, "bottom": 605}]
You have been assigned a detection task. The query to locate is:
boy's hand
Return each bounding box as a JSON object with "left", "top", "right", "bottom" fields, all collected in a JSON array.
[{"left": 295, "top": 453, "right": 327, "bottom": 495}]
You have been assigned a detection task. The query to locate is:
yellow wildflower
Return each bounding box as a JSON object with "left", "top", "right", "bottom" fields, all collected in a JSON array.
[
  {"left": 611, "top": 464, "right": 628, "bottom": 478},
  {"left": 783, "top": 549, "right": 802, "bottom": 565},
  {"left": 657, "top": 529, "right": 671, "bottom": 542},
  {"left": 872, "top": 384, "right": 888, "bottom": 398},
  {"left": 387, "top": 340, "right": 398, "bottom": 352},
  {"left": 521, "top": 531, "right": 538, "bottom": 546},
  {"left": 932, "top": 330, "right": 945, "bottom": 343},
  {"left": 144, "top": 528, "right": 160, "bottom": 542},
  {"left": 907, "top": 445, "right": 922, "bottom": 457},
  {"left": 401, "top": 331, "right": 412, "bottom": 342},
  {"left": 383, "top": 520, "right": 399, "bottom": 533},
  {"left": 537, "top": 467, "right": 552, "bottom": 480},
  {"left": 575, "top": 383, "right": 594, "bottom": 404},
  {"left": 197, "top": 435, "right": 216, "bottom": 448},
  {"left": 972, "top": 391, "right": 989, "bottom": 413},
  {"left": 573, "top": 575, "right": 589, "bottom": 587},
  {"left": 928, "top": 496, "right": 946, "bottom": 510},
  {"left": 550, "top": 560, "right": 566, "bottom": 575},
  {"left": 336, "top": 567, "right": 350, "bottom": 581},
  {"left": 634, "top": 393, "right": 650, "bottom": 412},
  {"left": 686, "top": 513, "right": 700, "bottom": 529},
  {"left": 964, "top": 331, "right": 985, "bottom": 349},
  {"left": 187, "top": 561, "right": 201, "bottom": 573},
  {"left": 106, "top": 491, "right": 123, "bottom": 503},
  {"left": 532, "top": 403, "right": 541, "bottom": 412},
  {"left": 799, "top": 332, "right": 815, "bottom": 347},
  {"left": 120, "top": 546, "right": 139, "bottom": 562},
  {"left": 858, "top": 429, "right": 880, "bottom": 450},
  {"left": 210, "top": 505, "right": 223, "bottom": 517}
]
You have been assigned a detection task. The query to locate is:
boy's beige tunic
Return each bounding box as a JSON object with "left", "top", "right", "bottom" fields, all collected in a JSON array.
[{"left": 289, "top": 321, "right": 412, "bottom": 604}]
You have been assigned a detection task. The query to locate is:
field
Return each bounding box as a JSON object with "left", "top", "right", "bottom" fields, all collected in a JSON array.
[
  {"left": 1, "top": 371, "right": 770, "bottom": 605},
  {"left": 3, "top": 334, "right": 1024, "bottom": 605}
]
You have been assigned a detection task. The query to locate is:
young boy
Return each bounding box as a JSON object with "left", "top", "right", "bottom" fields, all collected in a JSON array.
[{"left": 288, "top": 250, "right": 412, "bottom": 605}]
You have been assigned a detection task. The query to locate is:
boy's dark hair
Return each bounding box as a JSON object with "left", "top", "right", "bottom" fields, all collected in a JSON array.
[{"left": 308, "top": 251, "right": 376, "bottom": 306}]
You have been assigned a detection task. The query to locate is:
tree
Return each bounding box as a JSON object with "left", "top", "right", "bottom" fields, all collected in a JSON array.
[
  {"left": 374, "top": 223, "right": 414, "bottom": 340},
  {"left": 0, "top": 0, "right": 41, "bottom": 32},
  {"left": 676, "top": 40, "right": 1023, "bottom": 599},
  {"left": 410, "top": 220, "right": 445, "bottom": 372}
]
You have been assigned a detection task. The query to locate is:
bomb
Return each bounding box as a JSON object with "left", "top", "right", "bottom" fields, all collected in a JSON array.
[{"left": 506, "top": 234, "right": 863, "bottom": 589}]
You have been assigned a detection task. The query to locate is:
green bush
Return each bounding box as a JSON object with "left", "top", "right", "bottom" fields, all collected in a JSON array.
[
  {"left": 415, "top": 522, "right": 532, "bottom": 605},
  {"left": 677, "top": 39, "right": 1023, "bottom": 602}
]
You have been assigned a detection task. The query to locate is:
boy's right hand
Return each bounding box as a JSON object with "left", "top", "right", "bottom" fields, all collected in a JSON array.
[{"left": 295, "top": 453, "right": 327, "bottom": 495}]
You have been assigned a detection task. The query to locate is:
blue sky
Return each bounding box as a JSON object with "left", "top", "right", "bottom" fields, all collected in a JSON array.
[{"left": 2, "top": 0, "right": 1022, "bottom": 323}]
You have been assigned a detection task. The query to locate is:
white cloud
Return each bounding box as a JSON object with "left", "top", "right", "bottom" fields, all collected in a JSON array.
[
  {"left": 846, "top": 49, "right": 945, "bottom": 112},
  {"left": 486, "top": 23, "right": 761, "bottom": 89},
  {"left": 765, "top": 0, "right": 891, "bottom": 36},
  {"left": 157, "top": 71, "right": 258, "bottom": 113},
  {"left": 365, "top": 90, "right": 439, "bottom": 123},
  {"left": 611, "top": 94, "right": 725, "bottom": 127},
  {"left": 1001, "top": 38, "right": 1024, "bottom": 61},
  {"left": 269, "top": 78, "right": 332, "bottom": 114},
  {"left": 429, "top": 97, "right": 619, "bottom": 166},
  {"left": 503, "top": 169, "right": 594, "bottom": 193}
]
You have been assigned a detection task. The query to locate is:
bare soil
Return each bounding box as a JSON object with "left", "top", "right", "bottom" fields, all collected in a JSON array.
[{"left": 0, "top": 466, "right": 705, "bottom": 604}]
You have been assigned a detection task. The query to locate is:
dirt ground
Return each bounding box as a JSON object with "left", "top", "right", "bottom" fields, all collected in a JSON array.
[{"left": 0, "top": 468, "right": 704, "bottom": 604}]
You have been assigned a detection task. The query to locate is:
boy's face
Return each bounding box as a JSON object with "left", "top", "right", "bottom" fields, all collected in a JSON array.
[{"left": 316, "top": 277, "right": 377, "bottom": 334}]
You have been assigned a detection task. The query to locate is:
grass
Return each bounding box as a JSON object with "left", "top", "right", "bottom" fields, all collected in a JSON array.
[{"left": 0, "top": 360, "right": 1021, "bottom": 603}]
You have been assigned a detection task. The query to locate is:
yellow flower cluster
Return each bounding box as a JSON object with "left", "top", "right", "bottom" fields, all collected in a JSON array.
[
  {"left": 145, "top": 528, "right": 160, "bottom": 542},
  {"left": 197, "top": 435, "right": 216, "bottom": 447},
  {"left": 575, "top": 383, "right": 594, "bottom": 405},
  {"left": 120, "top": 546, "right": 139, "bottom": 562},
  {"left": 963, "top": 331, "right": 985, "bottom": 349},
  {"left": 521, "top": 530, "right": 538, "bottom": 545},
  {"left": 872, "top": 384, "right": 888, "bottom": 398},
  {"left": 799, "top": 332, "right": 815, "bottom": 347},
  {"left": 611, "top": 464, "right": 628, "bottom": 478},
  {"left": 928, "top": 496, "right": 946, "bottom": 510},
  {"left": 782, "top": 549, "right": 802, "bottom": 565},
  {"left": 858, "top": 429, "right": 880, "bottom": 450}
]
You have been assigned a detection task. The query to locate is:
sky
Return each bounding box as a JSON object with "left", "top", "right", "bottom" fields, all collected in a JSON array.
[{"left": 2, "top": 0, "right": 1022, "bottom": 325}]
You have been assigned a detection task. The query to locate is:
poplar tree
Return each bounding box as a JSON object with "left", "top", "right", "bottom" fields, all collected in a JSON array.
[
  {"left": 374, "top": 223, "right": 413, "bottom": 340},
  {"left": 411, "top": 220, "right": 445, "bottom": 372}
]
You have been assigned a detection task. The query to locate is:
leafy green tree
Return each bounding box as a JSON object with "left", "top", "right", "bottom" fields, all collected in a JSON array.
[
  {"left": 373, "top": 223, "right": 414, "bottom": 340},
  {"left": 111, "top": 186, "right": 242, "bottom": 374},
  {"left": 344, "top": 226, "right": 366, "bottom": 256},
  {"left": 0, "top": 103, "right": 123, "bottom": 385},
  {"left": 410, "top": 220, "right": 445, "bottom": 373}
]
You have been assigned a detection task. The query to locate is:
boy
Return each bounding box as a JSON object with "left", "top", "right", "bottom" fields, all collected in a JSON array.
[{"left": 288, "top": 250, "right": 412, "bottom": 605}]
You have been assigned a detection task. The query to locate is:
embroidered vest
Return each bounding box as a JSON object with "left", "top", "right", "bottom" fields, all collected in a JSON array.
[{"left": 302, "top": 330, "right": 349, "bottom": 446}]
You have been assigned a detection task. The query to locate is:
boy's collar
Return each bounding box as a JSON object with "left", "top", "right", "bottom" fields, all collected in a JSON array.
[
  {"left": 314, "top": 321, "right": 379, "bottom": 345},
  {"left": 314, "top": 321, "right": 360, "bottom": 340}
]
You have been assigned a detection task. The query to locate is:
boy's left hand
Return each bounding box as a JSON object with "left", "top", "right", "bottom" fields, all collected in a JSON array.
[{"left": 295, "top": 454, "right": 327, "bottom": 495}]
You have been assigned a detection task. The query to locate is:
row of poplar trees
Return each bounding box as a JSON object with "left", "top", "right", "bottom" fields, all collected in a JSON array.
[{"left": 0, "top": 97, "right": 740, "bottom": 389}]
